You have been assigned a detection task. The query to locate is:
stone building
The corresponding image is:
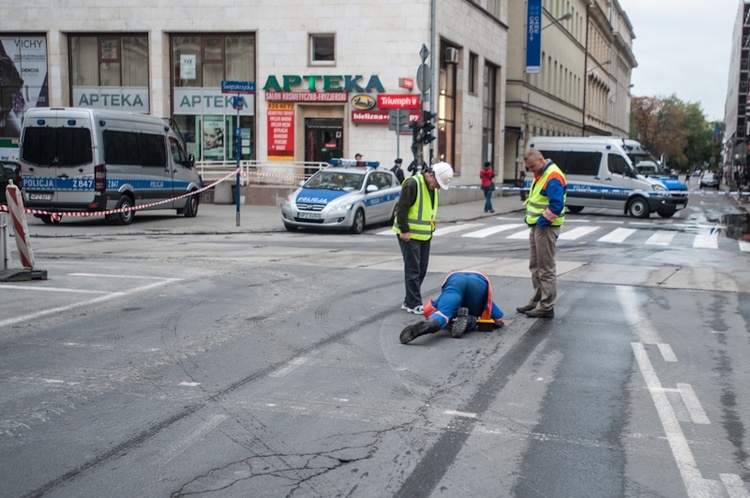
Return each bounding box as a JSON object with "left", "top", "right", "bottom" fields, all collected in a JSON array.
[{"left": 1, "top": 0, "right": 509, "bottom": 192}]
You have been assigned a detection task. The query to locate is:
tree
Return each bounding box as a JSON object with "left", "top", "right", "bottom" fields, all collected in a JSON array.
[{"left": 630, "top": 94, "right": 723, "bottom": 172}]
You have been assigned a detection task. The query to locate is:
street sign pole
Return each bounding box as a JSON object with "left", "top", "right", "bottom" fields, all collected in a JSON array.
[{"left": 235, "top": 95, "right": 241, "bottom": 227}]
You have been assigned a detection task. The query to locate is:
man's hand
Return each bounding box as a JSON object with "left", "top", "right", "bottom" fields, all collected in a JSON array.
[{"left": 399, "top": 232, "right": 411, "bottom": 242}]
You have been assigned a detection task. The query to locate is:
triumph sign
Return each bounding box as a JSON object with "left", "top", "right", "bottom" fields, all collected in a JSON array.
[{"left": 376, "top": 94, "right": 421, "bottom": 109}]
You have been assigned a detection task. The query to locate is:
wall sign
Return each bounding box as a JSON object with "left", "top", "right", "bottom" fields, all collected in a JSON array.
[
  {"left": 174, "top": 88, "right": 255, "bottom": 115},
  {"left": 263, "top": 74, "right": 385, "bottom": 93},
  {"left": 267, "top": 102, "right": 294, "bottom": 161}
]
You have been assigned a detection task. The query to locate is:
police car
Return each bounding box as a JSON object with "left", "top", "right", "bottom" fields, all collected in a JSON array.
[{"left": 281, "top": 159, "right": 401, "bottom": 234}]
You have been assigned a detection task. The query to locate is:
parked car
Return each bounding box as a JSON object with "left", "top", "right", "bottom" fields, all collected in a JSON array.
[
  {"left": 699, "top": 172, "right": 720, "bottom": 189},
  {"left": 281, "top": 159, "right": 400, "bottom": 234},
  {"left": 0, "top": 161, "right": 22, "bottom": 205}
]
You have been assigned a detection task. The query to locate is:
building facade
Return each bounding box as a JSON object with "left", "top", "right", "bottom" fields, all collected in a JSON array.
[
  {"left": 504, "top": 0, "right": 635, "bottom": 185},
  {"left": 2, "top": 0, "right": 509, "bottom": 188},
  {"left": 724, "top": 0, "right": 750, "bottom": 187}
]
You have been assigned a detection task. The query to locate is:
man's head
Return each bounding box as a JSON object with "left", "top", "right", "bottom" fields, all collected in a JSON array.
[
  {"left": 394, "top": 158, "right": 402, "bottom": 166},
  {"left": 424, "top": 162, "right": 453, "bottom": 190},
  {"left": 523, "top": 148, "right": 547, "bottom": 175},
  {"left": 355, "top": 153, "right": 362, "bottom": 160}
]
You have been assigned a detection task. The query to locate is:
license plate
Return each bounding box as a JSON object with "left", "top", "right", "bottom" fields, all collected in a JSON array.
[
  {"left": 28, "top": 193, "right": 53, "bottom": 201},
  {"left": 298, "top": 212, "right": 321, "bottom": 220}
]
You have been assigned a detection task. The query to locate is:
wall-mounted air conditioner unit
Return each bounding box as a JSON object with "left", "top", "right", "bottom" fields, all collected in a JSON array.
[{"left": 445, "top": 47, "right": 459, "bottom": 64}]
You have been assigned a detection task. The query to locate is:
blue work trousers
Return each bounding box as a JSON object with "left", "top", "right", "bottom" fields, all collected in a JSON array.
[{"left": 397, "top": 236, "right": 431, "bottom": 308}]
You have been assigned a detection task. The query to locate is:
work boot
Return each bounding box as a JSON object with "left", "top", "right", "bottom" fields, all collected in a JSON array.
[
  {"left": 451, "top": 307, "right": 473, "bottom": 338},
  {"left": 516, "top": 303, "right": 537, "bottom": 313},
  {"left": 525, "top": 307, "right": 554, "bottom": 318},
  {"left": 400, "top": 319, "right": 442, "bottom": 344}
]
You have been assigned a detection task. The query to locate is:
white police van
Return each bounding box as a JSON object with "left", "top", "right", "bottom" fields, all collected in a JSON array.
[
  {"left": 19, "top": 107, "right": 202, "bottom": 225},
  {"left": 527, "top": 136, "right": 688, "bottom": 218},
  {"left": 281, "top": 158, "right": 401, "bottom": 234}
]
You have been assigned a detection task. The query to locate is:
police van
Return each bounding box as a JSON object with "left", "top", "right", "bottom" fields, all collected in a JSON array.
[
  {"left": 527, "top": 136, "right": 688, "bottom": 218},
  {"left": 19, "top": 107, "right": 202, "bottom": 225}
]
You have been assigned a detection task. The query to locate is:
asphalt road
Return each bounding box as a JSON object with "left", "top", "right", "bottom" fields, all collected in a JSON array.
[{"left": 1, "top": 190, "right": 749, "bottom": 497}]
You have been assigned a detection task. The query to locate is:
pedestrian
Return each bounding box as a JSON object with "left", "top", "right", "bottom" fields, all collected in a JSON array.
[
  {"left": 480, "top": 161, "right": 496, "bottom": 213},
  {"left": 355, "top": 153, "right": 363, "bottom": 166},
  {"left": 393, "top": 162, "right": 454, "bottom": 315},
  {"left": 391, "top": 158, "right": 405, "bottom": 183},
  {"left": 516, "top": 148, "right": 566, "bottom": 318},
  {"left": 400, "top": 271, "right": 504, "bottom": 344}
]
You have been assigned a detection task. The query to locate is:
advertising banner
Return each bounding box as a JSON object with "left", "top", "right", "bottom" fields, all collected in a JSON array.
[
  {"left": 72, "top": 86, "right": 149, "bottom": 112},
  {"left": 0, "top": 36, "right": 49, "bottom": 138},
  {"left": 526, "top": 0, "right": 542, "bottom": 74},
  {"left": 267, "top": 103, "right": 294, "bottom": 161},
  {"left": 202, "top": 116, "right": 225, "bottom": 161},
  {"left": 174, "top": 88, "right": 255, "bottom": 116}
]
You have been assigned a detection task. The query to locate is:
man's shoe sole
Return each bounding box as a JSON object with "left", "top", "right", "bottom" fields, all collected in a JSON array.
[
  {"left": 400, "top": 321, "right": 431, "bottom": 344},
  {"left": 516, "top": 304, "right": 536, "bottom": 313},
  {"left": 451, "top": 307, "right": 470, "bottom": 338}
]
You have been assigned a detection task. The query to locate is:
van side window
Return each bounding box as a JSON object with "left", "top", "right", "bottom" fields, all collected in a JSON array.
[
  {"left": 21, "top": 127, "right": 92, "bottom": 167},
  {"left": 104, "top": 130, "right": 140, "bottom": 165},
  {"left": 169, "top": 137, "right": 187, "bottom": 166},
  {"left": 540, "top": 150, "right": 600, "bottom": 176},
  {"left": 608, "top": 154, "right": 630, "bottom": 176},
  {"left": 139, "top": 134, "right": 167, "bottom": 167}
]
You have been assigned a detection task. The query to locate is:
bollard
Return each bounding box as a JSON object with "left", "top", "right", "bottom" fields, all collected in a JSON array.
[
  {"left": 0, "top": 212, "right": 8, "bottom": 271},
  {"left": 5, "top": 181, "right": 35, "bottom": 269}
]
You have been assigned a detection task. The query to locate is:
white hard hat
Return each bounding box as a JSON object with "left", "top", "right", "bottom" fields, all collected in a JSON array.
[{"left": 431, "top": 161, "right": 454, "bottom": 190}]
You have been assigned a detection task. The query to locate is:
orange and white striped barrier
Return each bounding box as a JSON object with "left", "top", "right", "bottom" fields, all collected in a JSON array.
[{"left": 5, "top": 181, "right": 35, "bottom": 269}]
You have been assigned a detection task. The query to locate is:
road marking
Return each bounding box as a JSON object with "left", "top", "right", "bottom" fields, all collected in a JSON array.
[
  {"left": 0, "top": 284, "right": 111, "bottom": 294},
  {"left": 598, "top": 227, "right": 637, "bottom": 243},
  {"left": 632, "top": 342, "right": 722, "bottom": 497},
  {"left": 739, "top": 241, "right": 750, "bottom": 253},
  {"left": 693, "top": 230, "right": 719, "bottom": 249},
  {"left": 616, "top": 286, "right": 661, "bottom": 345},
  {"left": 433, "top": 223, "right": 484, "bottom": 236},
  {"left": 506, "top": 228, "right": 530, "bottom": 239},
  {"left": 69, "top": 272, "right": 182, "bottom": 281},
  {"left": 720, "top": 473, "right": 750, "bottom": 498},
  {"left": 462, "top": 223, "right": 525, "bottom": 238},
  {"left": 0, "top": 279, "right": 181, "bottom": 328},
  {"left": 676, "top": 383, "right": 710, "bottom": 425},
  {"left": 657, "top": 343, "right": 677, "bottom": 362},
  {"left": 645, "top": 231, "right": 676, "bottom": 246},
  {"left": 559, "top": 226, "right": 601, "bottom": 240},
  {"left": 443, "top": 410, "right": 477, "bottom": 419},
  {"left": 269, "top": 354, "right": 314, "bottom": 378}
]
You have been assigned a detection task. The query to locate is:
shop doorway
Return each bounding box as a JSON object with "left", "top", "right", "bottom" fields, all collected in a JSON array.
[{"left": 305, "top": 118, "right": 343, "bottom": 173}]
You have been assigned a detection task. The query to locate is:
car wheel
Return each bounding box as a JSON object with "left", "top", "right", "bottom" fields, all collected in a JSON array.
[
  {"left": 183, "top": 191, "right": 199, "bottom": 218},
  {"left": 113, "top": 196, "right": 135, "bottom": 225},
  {"left": 627, "top": 197, "right": 650, "bottom": 218},
  {"left": 350, "top": 209, "right": 365, "bottom": 234},
  {"left": 567, "top": 205, "right": 584, "bottom": 214}
]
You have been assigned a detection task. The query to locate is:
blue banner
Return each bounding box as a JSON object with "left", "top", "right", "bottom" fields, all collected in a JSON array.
[{"left": 526, "top": 0, "right": 542, "bottom": 74}]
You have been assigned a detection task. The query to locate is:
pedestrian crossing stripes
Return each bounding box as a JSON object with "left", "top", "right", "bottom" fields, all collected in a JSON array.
[{"left": 376, "top": 222, "right": 750, "bottom": 252}]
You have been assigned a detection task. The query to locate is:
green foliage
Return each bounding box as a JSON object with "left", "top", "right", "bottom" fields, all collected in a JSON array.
[{"left": 630, "top": 94, "right": 723, "bottom": 171}]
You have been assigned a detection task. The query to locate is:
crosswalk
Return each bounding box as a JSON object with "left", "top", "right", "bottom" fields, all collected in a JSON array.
[{"left": 377, "top": 220, "right": 750, "bottom": 253}]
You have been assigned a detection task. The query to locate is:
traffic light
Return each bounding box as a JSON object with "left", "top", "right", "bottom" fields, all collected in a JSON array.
[{"left": 421, "top": 110, "right": 437, "bottom": 145}]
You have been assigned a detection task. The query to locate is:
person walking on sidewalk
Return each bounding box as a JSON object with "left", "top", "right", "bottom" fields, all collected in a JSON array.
[
  {"left": 393, "top": 162, "right": 454, "bottom": 314},
  {"left": 480, "top": 161, "right": 496, "bottom": 213},
  {"left": 516, "top": 148, "right": 566, "bottom": 319},
  {"left": 400, "top": 271, "right": 504, "bottom": 344}
]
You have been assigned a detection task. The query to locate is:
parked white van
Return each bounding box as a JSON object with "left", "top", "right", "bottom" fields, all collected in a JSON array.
[
  {"left": 19, "top": 107, "right": 202, "bottom": 225},
  {"left": 527, "top": 136, "right": 688, "bottom": 218}
]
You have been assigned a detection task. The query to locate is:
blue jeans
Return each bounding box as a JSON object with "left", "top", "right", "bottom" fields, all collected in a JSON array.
[{"left": 483, "top": 187, "right": 494, "bottom": 212}]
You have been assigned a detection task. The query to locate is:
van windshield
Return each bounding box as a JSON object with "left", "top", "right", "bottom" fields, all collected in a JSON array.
[
  {"left": 629, "top": 154, "right": 669, "bottom": 176},
  {"left": 21, "top": 127, "right": 93, "bottom": 167}
]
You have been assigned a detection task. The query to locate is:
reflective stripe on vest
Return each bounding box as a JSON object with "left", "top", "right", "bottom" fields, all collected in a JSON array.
[
  {"left": 442, "top": 270, "right": 494, "bottom": 320},
  {"left": 393, "top": 174, "right": 437, "bottom": 240},
  {"left": 525, "top": 163, "right": 566, "bottom": 226}
]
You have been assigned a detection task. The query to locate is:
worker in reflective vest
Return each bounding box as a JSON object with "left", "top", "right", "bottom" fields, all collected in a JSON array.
[
  {"left": 399, "top": 271, "right": 504, "bottom": 344},
  {"left": 393, "top": 162, "right": 453, "bottom": 315},
  {"left": 517, "top": 148, "right": 566, "bottom": 319}
]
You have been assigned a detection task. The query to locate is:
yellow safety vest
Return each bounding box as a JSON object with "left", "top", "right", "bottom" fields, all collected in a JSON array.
[
  {"left": 525, "top": 162, "right": 566, "bottom": 226},
  {"left": 393, "top": 174, "right": 437, "bottom": 240}
]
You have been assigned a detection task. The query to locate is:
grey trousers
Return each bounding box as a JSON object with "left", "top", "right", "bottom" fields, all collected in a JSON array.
[{"left": 527, "top": 224, "right": 560, "bottom": 311}]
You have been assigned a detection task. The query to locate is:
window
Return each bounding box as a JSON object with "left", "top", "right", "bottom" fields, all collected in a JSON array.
[
  {"left": 469, "top": 53, "right": 478, "bottom": 95},
  {"left": 608, "top": 154, "right": 630, "bottom": 176},
  {"left": 173, "top": 34, "right": 255, "bottom": 88},
  {"left": 482, "top": 62, "right": 498, "bottom": 166},
  {"left": 70, "top": 35, "right": 148, "bottom": 87},
  {"left": 541, "top": 151, "right": 601, "bottom": 176},
  {"left": 310, "top": 34, "right": 335, "bottom": 64},
  {"left": 102, "top": 130, "right": 166, "bottom": 167},
  {"left": 22, "top": 127, "right": 92, "bottom": 167}
]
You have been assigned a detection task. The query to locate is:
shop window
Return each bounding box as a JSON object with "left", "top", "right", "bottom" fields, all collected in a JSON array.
[
  {"left": 173, "top": 34, "right": 255, "bottom": 88},
  {"left": 310, "top": 34, "right": 335, "bottom": 65},
  {"left": 70, "top": 35, "right": 148, "bottom": 87}
]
